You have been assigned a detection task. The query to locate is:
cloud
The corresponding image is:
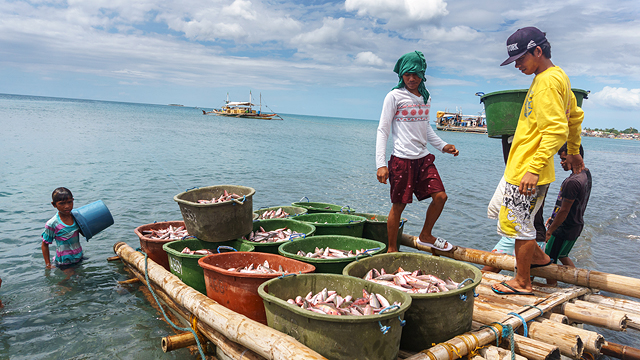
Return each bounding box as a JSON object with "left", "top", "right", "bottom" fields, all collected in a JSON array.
[
  {"left": 354, "top": 51, "right": 385, "bottom": 67},
  {"left": 345, "top": 0, "right": 448, "bottom": 27},
  {"left": 590, "top": 86, "right": 640, "bottom": 110}
]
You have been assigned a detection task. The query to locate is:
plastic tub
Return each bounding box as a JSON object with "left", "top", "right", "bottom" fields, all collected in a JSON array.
[
  {"left": 198, "top": 252, "right": 315, "bottom": 324},
  {"left": 481, "top": 88, "right": 589, "bottom": 138},
  {"left": 342, "top": 252, "right": 482, "bottom": 351},
  {"left": 253, "top": 206, "right": 308, "bottom": 219},
  {"left": 278, "top": 235, "right": 386, "bottom": 274},
  {"left": 134, "top": 221, "right": 186, "bottom": 271},
  {"left": 163, "top": 239, "right": 255, "bottom": 294},
  {"left": 239, "top": 218, "right": 316, "bottom": 254},
  {"left": 258, "top": 273, "right": 411, "bottom": 360},
  {"left": 351, "top": 212, "right": 407, "bottom": 247},
  {"left": 291, "top": 213, "right": 366, "bottom": 237},
  {"left": 290, "top": 201, "right": 349, "bottom": 214},
  {"left": 71, "top": 200, "right": 114, "bottom": 240},
  {"left": 173, "top": 185, "right": 255, "bottom": 242}
]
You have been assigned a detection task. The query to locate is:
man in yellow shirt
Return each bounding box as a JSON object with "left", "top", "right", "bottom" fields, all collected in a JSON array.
[{"left": 492, "top": 27, "right": 585, "bottom": 295}]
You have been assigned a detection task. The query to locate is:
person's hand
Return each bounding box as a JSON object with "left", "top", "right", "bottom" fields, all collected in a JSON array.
[
  {"left": 377, "top": 166, "right": 389, "bottom": 184},
  {"left": 443, "top": 144, "right": 459, "bottom": 156},
  {"left": 519, "top": 171, "right": 539, "bottom": 196},
  {"left": 565, "top": 153, "right": 584, "bottom": 174},
  {"left": 545, "top": 230, "right": 552, "bottom": 242}
]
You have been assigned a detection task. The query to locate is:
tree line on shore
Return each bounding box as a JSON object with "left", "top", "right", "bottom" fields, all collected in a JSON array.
[{"left": 584, "top": 127, "right": 638, "bottom": 136}]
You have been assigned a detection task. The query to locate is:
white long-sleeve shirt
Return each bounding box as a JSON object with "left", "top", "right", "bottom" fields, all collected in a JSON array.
[{"left": 376, "top": 87, "right": 447, "bottom": 169}]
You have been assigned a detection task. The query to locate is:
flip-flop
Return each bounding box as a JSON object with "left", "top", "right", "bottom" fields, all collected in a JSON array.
[
  {"left": 492, "top": 281, "right": 535, "bottom": 296},
  {"left": 417, "top": 237, "right": 453, "bottom": 252},
  {"left": 531, "top": 258, "right": 554, "bottom": 268}
]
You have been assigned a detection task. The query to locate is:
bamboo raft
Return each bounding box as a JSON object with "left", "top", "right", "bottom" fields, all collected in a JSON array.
[{"left": 111, "top": 233, "right": 640, "bottom": 360}]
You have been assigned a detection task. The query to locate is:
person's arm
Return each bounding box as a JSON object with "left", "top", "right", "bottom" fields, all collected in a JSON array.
[
  {"left": 565, "top": 94, "right": 585, "bottom": 173},
  {"left": 376, "top": 93, "right": 396, "bottom": 184},
  {"left": 545, "top": 198, "right": 575, "bottom": 240},
  {"left": 41, "top": 241, "right": 53, "bottom": 269}
]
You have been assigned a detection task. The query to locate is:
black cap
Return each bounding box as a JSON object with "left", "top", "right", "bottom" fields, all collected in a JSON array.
[{"left": 500, "top": 27, "right": 548, "bottom": 66}]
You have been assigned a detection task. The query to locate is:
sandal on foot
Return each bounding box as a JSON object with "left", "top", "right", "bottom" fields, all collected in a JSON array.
[
  {"left": 417, "top": 237, "right": 453, "bottom": 251},
  {"left": 492, "top": 281, "right": 535, "bottom": 296}
]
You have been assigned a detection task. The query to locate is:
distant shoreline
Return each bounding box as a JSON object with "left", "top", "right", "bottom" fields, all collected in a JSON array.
[{"left": 582, "top": 130, "right": 639, "bottom": 141}]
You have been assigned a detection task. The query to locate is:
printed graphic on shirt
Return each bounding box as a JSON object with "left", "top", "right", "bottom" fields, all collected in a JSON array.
[{"left": 395, "top": 104, "right": 430, "bottom": 122}]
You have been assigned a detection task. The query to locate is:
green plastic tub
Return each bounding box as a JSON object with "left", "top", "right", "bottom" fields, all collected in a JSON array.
[
  {"left": 290, "top": 201, "right": 351, "bottom": 214},
  {"left": 278, "top": 235, "right": 386, "bottom": 274},
  {"left": 342, "top": 252, "right": 482, "bottom": 351},
  {"left": 351, "top": 212, "right": 407, "bottom": 247},
  {"left": 163, "top": 238, "right": 254, "bottom": 294},
  {"left": 258, "top": 273, "right": 412, "bottom": 360},
  {"left": 254, "top": 206, "right": 308, "bottom": 220},
  {"left": 291, "top": 213, "right": 366, "bottom": 237},
  {"left": 173, "top": 185, "right": 255, "bottom": 242},
  {"left": 481, "top": 88, "right": 589, "bottom": 138},
  {"left": 239, "top": 218, "right": 316, "bottom": 254}
]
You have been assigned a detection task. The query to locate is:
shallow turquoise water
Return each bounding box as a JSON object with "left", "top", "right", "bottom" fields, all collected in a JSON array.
[{"left": 0, "top": 93, "right": 639, "bottom": 358}]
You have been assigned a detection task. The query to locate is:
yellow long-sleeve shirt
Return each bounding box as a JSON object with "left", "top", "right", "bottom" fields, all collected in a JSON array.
[{"left": 504, "top": 66, "right": 584, "bottom": 186}]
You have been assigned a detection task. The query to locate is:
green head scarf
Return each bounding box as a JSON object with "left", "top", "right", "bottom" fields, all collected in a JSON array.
[{"left": 392, "top": 50, "right": 430, "bottom": 104}]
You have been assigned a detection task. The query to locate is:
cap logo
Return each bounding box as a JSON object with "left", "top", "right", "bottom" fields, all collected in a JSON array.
[
  {"left": 527, "top": 40, "right": 537, "bottom": 49},
  {"left": 507, "top": 43, "right": 519, "bottom": 52}
]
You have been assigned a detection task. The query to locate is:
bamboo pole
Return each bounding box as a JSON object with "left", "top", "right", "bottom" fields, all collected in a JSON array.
[
  {"left": 472, "top": 301, "right": 584, "bottom": 358},
  {"left": 475, "top": 293, "right": 567, "bottom": 323},
  {"left": 404, "top": 287, "right": 585, "bottom": 360},
  {"left": 114, "top": 242, "right": 326, "bottom": 360},
  {"left": 582, "top": 293, "right": 640, "bottom": 315},
  {"left": 561, "top": 300, "right": 628, "bottom": 331},
  {"left": 107, "top": 255, "right": 120, "bottom": 261},
  {"left": 573, "top": 299, "right": 640, "bottom": 331},
  {"left": 400, "top": 234, "right": 640, "bottom": 299},
  {"left": 472, "top": 322, "right": 560, "bottom": 360},
  {"left": 118, "top": 278, "right": 140, "bottom": 284},
  {"left": 123, "top": 258, "right": 265, "bottom": 360},
  {"left": 601, "top": 341, "right": 640, "bottom": 360},
  {"left": 162, "top": 332, "right": 197, "bottom": 352},
  {"left": 532, "top": 318, "right": 603, "bottom": 357},
  {"left": 479, "top": 345, "right": 528, "bottom": 360}
]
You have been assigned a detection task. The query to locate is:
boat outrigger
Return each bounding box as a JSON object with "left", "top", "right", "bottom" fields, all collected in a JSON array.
[
  {"left": 436, "top": 110, "right": 487, "bottom": 134},
  {"left": 203, "top": 92, "right": 282, "bottom": 120}
]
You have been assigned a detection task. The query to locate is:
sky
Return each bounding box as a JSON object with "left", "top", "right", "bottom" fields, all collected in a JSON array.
[{"left": 1, "top": 0, "right": 639, "bottom": 129}]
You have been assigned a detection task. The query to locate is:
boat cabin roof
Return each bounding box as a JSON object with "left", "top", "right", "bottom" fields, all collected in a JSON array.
[{"left": 226, "top": 102, "right": 254, "bottom": 107}]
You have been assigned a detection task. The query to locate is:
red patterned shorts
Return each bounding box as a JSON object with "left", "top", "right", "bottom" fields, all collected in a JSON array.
[{"left": 388, "top": 154, "right": 445, "bottom": 204}]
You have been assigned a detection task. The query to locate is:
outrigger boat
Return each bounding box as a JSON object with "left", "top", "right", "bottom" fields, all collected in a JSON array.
[
  {"left": 111, "top": 231, "right": 640, "bottom": 360},
  {"left": 436, "top": 110, "right": 487, "bottom": 134},
  {"left": 203, "top": 92, "right": 282, "bottom": 120}
]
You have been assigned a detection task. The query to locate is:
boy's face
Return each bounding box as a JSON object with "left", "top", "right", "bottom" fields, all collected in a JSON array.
[
  {"left": 402, "top": 72, "right": 422, "bottom": 92},
  {"left": 559, "top": 152, "right": 569, "bottom": 171},
  {"left": 52, "top": 198, "right": 74, "bottom": 215},
  {"left": 514, "top": 47, "right": 541, "bottom": 75}
]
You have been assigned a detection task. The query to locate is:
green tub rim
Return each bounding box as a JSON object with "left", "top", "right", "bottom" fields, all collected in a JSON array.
[
  {"left": 162, "top": 238, "right": 255, "bottom": 259},
  {"left": 342, "top": 252, "right": 482, "bottom": 299},
  {"left": 291, "top": 213, "right": 366, "bottom": 228},
  {"left": 278, "top": 235, "right": 387, "bottom": 265},
  {"left": 258, "top": 273, "right": 412, "bottom": 323}
]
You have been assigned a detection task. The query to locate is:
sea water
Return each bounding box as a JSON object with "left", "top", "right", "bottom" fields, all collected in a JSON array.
[{"left": 0, "top": 93, "right": 639, "bottom": 359}]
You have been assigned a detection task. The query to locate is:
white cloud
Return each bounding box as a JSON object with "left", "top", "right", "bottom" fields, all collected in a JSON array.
[
  {"left": 345, "top": 0, "right": 448, "bottom": 27},
  {"left": 354, "top": 51, "right": 385, "bottom": 67},
  {"left": 590, "top": 87, "right": 640, "bottom": 110}
]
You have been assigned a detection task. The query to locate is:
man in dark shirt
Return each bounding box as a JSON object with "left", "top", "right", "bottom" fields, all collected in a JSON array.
[{"left": 544, "top": 143, "right": 592, "bottom": 285}]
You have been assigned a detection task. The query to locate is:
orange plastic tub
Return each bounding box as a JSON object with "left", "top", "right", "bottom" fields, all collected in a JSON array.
[
  {"left": 198, "top": 252, "right": 315, "bottom": 324},
  {"left": 134, "top": 221, "right": 187, "bottom": 271}
]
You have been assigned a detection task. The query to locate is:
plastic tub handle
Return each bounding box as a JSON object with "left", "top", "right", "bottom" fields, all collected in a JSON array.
[
  {"left": 340, "top": 205, "right": 353, "bottom": 213},
  {"left": 185, "top": 186, "right": 199, "bottom": 192},
  {"left": 299, "top": 196, "right": 309, "bottom": 202},
  {"left": 217, "top": 246, "right": 237, "bottom": 253},
  {"left": 232, "top": 195, "right": 246, "bottom": 205},
  {"left": 288, "top": 233, "right": 306, "bottom": 241}
]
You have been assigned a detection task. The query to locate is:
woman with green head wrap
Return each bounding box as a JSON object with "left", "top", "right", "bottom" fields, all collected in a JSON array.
[{"left": 375, "top": 51, "right": 460, "bottom": 253}]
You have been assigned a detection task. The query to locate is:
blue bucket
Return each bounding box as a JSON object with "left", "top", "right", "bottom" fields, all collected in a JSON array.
[{"left": 71, "top": 200, "right": 114, "bottom": 240}]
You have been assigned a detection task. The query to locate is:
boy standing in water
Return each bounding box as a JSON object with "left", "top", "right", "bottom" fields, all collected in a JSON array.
[
  {"left": 41, "top": 187, "right": 84, "bottom": 268},
  {"left": 376, "top": 51, "right": 459, "bottom": 253},
  {"left": 491, "top": 27, "right": 584, "bottom": 295}
]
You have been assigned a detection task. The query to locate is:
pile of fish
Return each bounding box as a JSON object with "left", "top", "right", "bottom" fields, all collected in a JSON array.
[
  {"left": 256, "top": 208, "right": 290, "bottom": 219},
  {"left": 286, "top": 288, "right": 400, "bottom": 316},
  {"left": 362, "top": 267, "right": 462, "bottom": 294},
  {"left": 296, "top": 247, "right": 377, "bottom": 259},
  {"left": 227, "top": 260, "right": 287, "bottom": 274},
  {"left": 197, "top": 190, "right": 243, "bottom": 204},
  {"left": 243, "top": 227, "right": 305, "bottom": 243},
  {"left": 180, "top": 247, "right": 215, "bottom": 256},
  {"left": 142, "top": 225, "right": 189, "bottom": 240}
]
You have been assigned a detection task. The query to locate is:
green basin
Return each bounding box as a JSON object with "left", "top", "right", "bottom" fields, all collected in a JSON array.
[
  {"left": 239, "top": 218, "right": 316, "bottom": 254},
  {"left": 291, "top": 213, "right": 366, "bottom": 237}
]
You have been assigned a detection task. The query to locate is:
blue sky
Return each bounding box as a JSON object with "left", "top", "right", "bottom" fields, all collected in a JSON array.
[{"left": 1, "top": 0, "right": 639, "bottom": 129}]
